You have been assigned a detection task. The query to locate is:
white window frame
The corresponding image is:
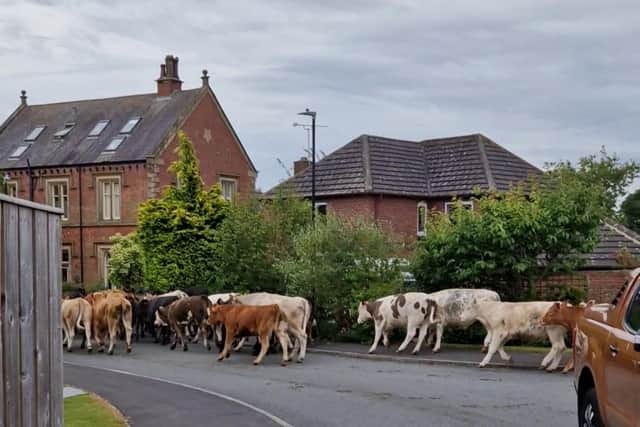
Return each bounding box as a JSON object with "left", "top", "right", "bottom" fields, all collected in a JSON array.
[
  {"left": 97, "top": 245, "right": 112, "bottom": 289},
  {"left": 88, "top": 119, "right": 110, "bottom": 137},
  {"left": 9, "top": 145, "right": 29, "bottom": 159},
  {"left": 444, "top": 200, "right": 474, "bottom": 215},
  {"left": 417, "top": 201, "right": 428, "bottom": 237},
  {"left": 46, "top": 178, "right": 69, "bottom": 220},
  {"left": 6, "top": 180, "right": 18, "bottom": 198},
  {"left": 61, "top": 246, "right": 71, "bottom": 284},
  {"left": 315, "top": 202, "right": 328, "bottom": 216},
  {"left": 97, "top": 176, "right": 121, "bottom": 221},
  {"left": 219, "top": 177, "right": 238, "bottom": 202}
]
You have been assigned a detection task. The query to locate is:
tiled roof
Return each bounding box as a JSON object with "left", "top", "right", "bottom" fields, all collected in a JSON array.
[
  {"left": 583, "top": 222, "right": 640, "bottom": 269},
  {"left": 266, "top": 133, "right": 541, "bottom": 198},
  {"left": 0, "top": 89, "right": 203, "bottom": 168}
]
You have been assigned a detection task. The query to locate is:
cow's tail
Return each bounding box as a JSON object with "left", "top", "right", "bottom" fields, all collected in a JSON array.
[
  {"left": 302, "top": 298, "right": 312, "bottom": 338},
  {"left": 428, "top": 299, "right": 437, "bottom": 324}
]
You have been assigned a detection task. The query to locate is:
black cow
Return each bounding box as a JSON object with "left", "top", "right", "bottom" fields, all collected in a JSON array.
[{"left": 144, "top": 295, "right": 180, "bottom": 344}]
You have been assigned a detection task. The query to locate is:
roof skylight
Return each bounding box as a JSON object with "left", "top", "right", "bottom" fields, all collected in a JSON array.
[
  {"left": 54, "top": 122, "right": 75, "bottom": 138},
  {"left": 105, "top": 136, "right": 126, "bottom": 151},
  {"left": 88, "top": 120, "right": 110, "bottom": 137},
  {"left": 120, "top": 117, "right": 140, "bottom": 134},
  {"left": 24, "top": 125, "right": 46, "bottom": 142},
  {"left": 9, "top": 145, "right": 29, "bottom": 159}
]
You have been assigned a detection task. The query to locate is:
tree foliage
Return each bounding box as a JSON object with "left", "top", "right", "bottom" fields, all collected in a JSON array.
[
  {"left": 213, "top": 193, "right": 311, "bottom": 293},
  {"left": 137, "top": 131, "right": 228, "bottom": 292},
  {"left": 621, "top": 189, "right": 640, "bottom": 233},
  {"left": 545, "top": 147, "right": 640, "bottom": 215},
  {"left": 411, "top": 174, "right": 607, "bottom": 299},
  {"left": 276, "top": 216, "right": 402, "bottom": 337},
  {"left": 108, "top": 233, "right": 144, "bottom": 290}
]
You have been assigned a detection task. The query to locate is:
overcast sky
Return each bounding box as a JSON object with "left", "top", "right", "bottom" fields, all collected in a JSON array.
[{"left": 1, "top": 0, "right": 639, "bottom": 192}]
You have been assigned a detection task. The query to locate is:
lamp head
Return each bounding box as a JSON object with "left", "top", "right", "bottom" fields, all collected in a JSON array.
[{"left": 297, "top": 108, "right": 316, "bottom": 118}]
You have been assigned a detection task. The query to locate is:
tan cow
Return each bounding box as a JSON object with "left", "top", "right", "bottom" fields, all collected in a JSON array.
[
  {"left": 541, "top": 300, "right": 596, "bottom": 373},
  {"left": 87, "top": 290, "right": 133, "bottom": 355},
  {"left": 61, "top": 297, "right": 93, "bottom": 352},
  {"left": 207, "top": 304, "right": 295, "bottom": 365}
]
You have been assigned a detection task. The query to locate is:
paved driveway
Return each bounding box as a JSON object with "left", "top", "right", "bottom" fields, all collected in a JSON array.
[{"left": 64, "top": 341, "right": 576, "bottom": 426}]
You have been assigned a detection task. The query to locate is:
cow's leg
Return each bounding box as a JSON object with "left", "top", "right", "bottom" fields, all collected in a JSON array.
[
  {"left": 84, "top": 322, "right": 93, "bottom": 352},
  {"left": 397, "top": 320, "right": 420, "bottom": 353},
  {"left": 562, "top": 357, "right": 574, "bottom": 374},
  {"left": 276, "top": 324, "right": 290, "bottom": 366},
  {"left": 498, "top": 346, "right": 511, "bottom": 361},
  {"left": 65, "top": 322, "right": 75, "bottom": 352},
  {"left": 411, "top": 324, "right": 430, "bottom": 355},
  {"left": 292, "top": 326, "right": 307, "bottom": 362},
  {"left": 107, "top": 318, "right": 117, "bottom": 355},
  {"left": 202, "top": 323, "right": 211, "bottom": 351},
  {"left": 432, "top": 322, "right": 444, "bottom": 353},
  {"left": 479, "top": 330, "right": 506, "bottom": 367},
  {"left": 218, "top": 330, "right": 234, "bottom": 361},
  {"left": 544, "top": 329, "right": 566, "bottom": 372},
  {"left": 382, "top": 330, "right": 390, "bottom": 347},
  {"left": 254, "top": 333, "right": 270, "bottom": 365},
  {"left": 425, "top": 326, "right": 434, "bottom": 347},
  {"left": 368, "top": 321, "right": 384, "bottom": 354},
  {"left": 478, "top": 319, "right": 492, "bottom": 353},
  {"left": 233, "top": 337, "right": 246, "bottom": 352},
  {"left": 123, "top": 310, "right": 133, "bottom": 353}
]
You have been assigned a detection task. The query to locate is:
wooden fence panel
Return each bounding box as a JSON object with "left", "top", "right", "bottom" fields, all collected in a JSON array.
[
  {"left": 1, "top": 194, "right": 63, "bottom": 427},
  {"left": 34, "top": 210, "right": 51, "bottom": 427}
]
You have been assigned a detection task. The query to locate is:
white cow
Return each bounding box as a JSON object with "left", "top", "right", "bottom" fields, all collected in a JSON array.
[
  {"left": 357, "top": 292, "right": 438, "bottom": 355},
  {"left": 158, "top": 290, "right": 189, "bottom": 299},
  {"left": 425, "top": 288, "right": 501, "bottom": 353},
  {"left": 476, "top": 301, "right": 567, "bottom": 370},
  {"left": 234, "top": 292, "right": 311, "bottom": 362},
  {"left": 208, "top": 293, "right": 238, "bottom": 306}
]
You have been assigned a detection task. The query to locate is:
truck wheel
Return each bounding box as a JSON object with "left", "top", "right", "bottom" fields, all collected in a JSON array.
[{"left": 579, "top": 388, "right": 603, "bottom": 427}]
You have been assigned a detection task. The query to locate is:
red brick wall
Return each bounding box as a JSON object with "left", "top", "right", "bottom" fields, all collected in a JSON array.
[
  {"left": 537, "top": 270, "right": 631, "bottom": 303},
  {"left": 157, "top": 91, "right": 255, "bottom": 200}
]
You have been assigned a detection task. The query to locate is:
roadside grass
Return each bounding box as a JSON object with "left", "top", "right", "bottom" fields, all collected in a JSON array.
[
  {"left": 443, "top": 343, "right": 572, "bottom": 354},
  {"left": 64, "top": 393, "right": 127, "bottom": 427}
]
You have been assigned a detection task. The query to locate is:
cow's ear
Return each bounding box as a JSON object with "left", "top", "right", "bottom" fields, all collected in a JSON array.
[
  {"left": 217, "top": 298, "right": 223, "bottom": 305},
  {"left": 553, "top": 302, "right": 561, "bottom": 309}
]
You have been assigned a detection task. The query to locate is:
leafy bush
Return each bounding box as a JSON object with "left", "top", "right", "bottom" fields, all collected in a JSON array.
[
  {"left": 137, "top": 131, "right": 228, "bottom": 292},
  {"left": 276, "top": 216, "right": 402, "bottom": 339},
  {"left": 108, "top": 233, "right": 144, "bottom": 290}
]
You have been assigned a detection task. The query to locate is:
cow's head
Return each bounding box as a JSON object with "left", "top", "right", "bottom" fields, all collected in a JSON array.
[
  {"left": 357, "top": 301, "right": 372, "bottom": 324},
  {"left": 541, "top": 300, "right": 594, "bottom": 326},
  {"left": 207, "top": 305, "right": 226, "bottom": 325}
]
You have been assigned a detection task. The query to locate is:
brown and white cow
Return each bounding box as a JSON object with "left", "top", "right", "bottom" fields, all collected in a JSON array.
[
  {"left": 425, "top": 288, "right": 501, "bottom": 353},
  {"left": 476, "top": 301, "right": 567, "bottom": 370},
  {"left": 541, "top": 300, "right": 596, "bottom": 373},
  {"left": 61, "top": 297, "right": 93, "bottom": 352},
  {"left": 357, "top": 292, "right": 438, "bottom": 355},
  {"left": 86, "top": 290, "right": 133, "bottom": 355},
  {"left": 207, "top": 304, "right": 296, "bottom": 365},
  {"left": 158, "top": 295, "right": 212, "bottom": 352},
  {"left": 235, "top": 293, "right": 310, "bottom": 362}
]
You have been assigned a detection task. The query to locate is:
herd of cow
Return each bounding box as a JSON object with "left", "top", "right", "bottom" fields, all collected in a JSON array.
[{"left": 61, "top": 286, "right": 588, "bottom": 370}]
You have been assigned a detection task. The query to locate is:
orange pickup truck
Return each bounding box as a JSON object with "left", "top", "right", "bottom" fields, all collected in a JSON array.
[{"left": 574, "top": 268, "right": 640, "bottom": 427}]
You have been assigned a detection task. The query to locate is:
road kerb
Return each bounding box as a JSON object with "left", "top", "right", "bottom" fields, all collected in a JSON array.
[{"left": 307, "top": 348, "right": 542, "bottom": 370}]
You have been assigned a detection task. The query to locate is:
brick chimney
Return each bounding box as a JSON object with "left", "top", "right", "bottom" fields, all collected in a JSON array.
[
  {"left": 294, "top": 157, "right": 310, "bottom": 175},
  {"left": 156, "top": 55, "right": 183, "bottom": 96}
]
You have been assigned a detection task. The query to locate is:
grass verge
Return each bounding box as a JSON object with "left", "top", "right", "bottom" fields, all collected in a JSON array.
[{"left": 64, "top": 393, "right": 127, "bottom": 427}]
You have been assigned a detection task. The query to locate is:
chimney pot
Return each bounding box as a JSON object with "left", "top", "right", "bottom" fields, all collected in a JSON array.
[
  {"left": 294, "top": 157, "right": 310, "bottom": 175},
  {"left": 156, "top": 55, "right": 183, "bottom": 96},
  {"left": 20, "top": 90, "right": 27, "bottom": 106},
  {"left": 201, "top": 69, "right": 210, "bottom": 87}
]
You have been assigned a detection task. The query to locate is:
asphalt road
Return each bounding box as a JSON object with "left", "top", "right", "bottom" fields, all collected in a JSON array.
[{"left": 64, "top": 340, "right": 577, "bottom": 427}]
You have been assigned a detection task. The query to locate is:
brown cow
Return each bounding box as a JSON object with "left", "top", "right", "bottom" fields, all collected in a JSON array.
[
  {"left": 61, "top": 297, "right": 93, "bottom": 352},
  {"left": 87, "top": 290, "right": 133, "bottom": 355},
  {"left": 207, "top": 304, "right": 295, "bottom": 365},
  {"left": 541, "top": 300, "right": 595, "bottom": 373},
  {"left": 158, "top": 295, "right": 212, "bottom": 352}
]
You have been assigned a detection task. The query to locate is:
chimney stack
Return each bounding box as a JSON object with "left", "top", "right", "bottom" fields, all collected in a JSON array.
[
  {"left": 20, "top": 90, "right": 27, "bottom": 106},
  {"left": 201, "top": 69, "right": 210, "bottom": 87},
  {"left": 294, "top": 157, "right": 310, "bottom": 175},
  {"left": 156, "top": 55, "right": 183, "bottom": 96}
]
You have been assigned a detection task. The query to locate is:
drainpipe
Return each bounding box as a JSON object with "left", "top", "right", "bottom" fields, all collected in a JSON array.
[
  {"left": 26, "top": 158, "right": 34, "bottom": 201},
  {"left": 77, "top": 167, "right": 84, "bottom": 284}
]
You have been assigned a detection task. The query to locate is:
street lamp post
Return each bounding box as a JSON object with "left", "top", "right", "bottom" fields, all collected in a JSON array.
[{"left": 297, "top": 108, "right": 317, "bottom": 223}]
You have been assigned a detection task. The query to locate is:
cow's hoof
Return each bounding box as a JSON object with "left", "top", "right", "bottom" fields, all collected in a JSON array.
[
  {"left": 207, "top": 345, "right": 212, "bottom": 351},
  {"left": 412, "top": 350, "right": 419, "bottom": 355},
  {"left": 170, "top": 344, "right": 176, "bottom": 350},
  {"left": 296, "top": 358, "right": 304, "bottom": 363},
  {"left": 98, "top": 348, "right": 104, "bottom": 353},
  {"left": 183, "top": 347, "right": 188, "bottom": 352},
  {"left": 280, "top": 361, "right": 288, "bottom": 366},
  {"left": 87, "top": 348, "right": 93, "bottom": 353},
  {"left": 108, "top": 350, "right": 114, "bottom": 356},
  {"left": 67, "top": 348, "right": 73, "bottom": 353},
  {"left": 253, "top": 361, "right": 260, "bottom": 365},
  {"left": 126, "top": 347, "right": 132, "bottom": 353},
  {"left": 480, "top": 347, "right": 487, "bottom": 353},
  {"left": 478, "top": 363, "right": 487, "bottom": 368},
  {"left": 432, "top": 348, "right": 441, "bottom": 354}
]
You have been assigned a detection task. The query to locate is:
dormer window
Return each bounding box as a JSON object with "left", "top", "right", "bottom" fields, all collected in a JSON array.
[
  {"left": 54, "top": 123, "right": 75, "bottom": 139},
  {"left": 25, "top": 125, "right": 46, "bottom": 142},
  {"left": 9, "top": 145, "right": 29, "bottom": 159},
  {"left": 120, "top": 117, "right": 140, "bottom": 134},
  {"left": 88, "top": 120, "right": 110, "bottom": 137},
  {"left": 105, "top": 136, "right": 125, "bottom": 151}
]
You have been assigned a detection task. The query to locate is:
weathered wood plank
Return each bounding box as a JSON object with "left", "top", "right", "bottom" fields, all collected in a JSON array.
[
  {"left": 0, "top": 201, "right": 5, "bottom": 427},
  {"left": 19, "top": 207, "right": 36, "bottom": 426},
  {"left": 3, "top": 202, "right": 21, "bottom": 427},
  {"left": 34, "top": 210, "right": 51, "bottom": 427},
  {"left": 48, "top": 213, "right": 63, "bottom": 427}
]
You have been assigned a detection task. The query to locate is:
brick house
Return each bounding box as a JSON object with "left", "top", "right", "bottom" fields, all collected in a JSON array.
[
  {"left": 268, "top": 133, "right": 640, "bottom": 301},
  {"left": 0, "top": 55, "right": 257, "bottom": 287}
]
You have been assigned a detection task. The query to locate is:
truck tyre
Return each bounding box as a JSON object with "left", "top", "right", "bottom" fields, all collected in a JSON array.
[{"left": 579, "top": 388, "right": 603, "bottom": 427}]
